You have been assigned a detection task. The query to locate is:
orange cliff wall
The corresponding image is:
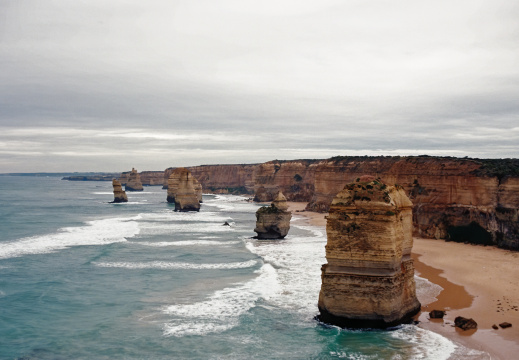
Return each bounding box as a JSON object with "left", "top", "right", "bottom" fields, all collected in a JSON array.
[
  {"left": 251, "top": 156, "right": 519, "bottom": 250},
  {"left": 163, "top": 164, "right": 258, "bottom": 194}
]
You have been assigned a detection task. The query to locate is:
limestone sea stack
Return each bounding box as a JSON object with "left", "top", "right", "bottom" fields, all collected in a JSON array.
[
  {"left": 317, "top": 176, "right": 421, "bottom": 328},
  {"left": 166, "top": 168, "right": 200, "bottom": 212},
  {"left": 111, "top": 179, "right": 128, "bottom": 203},
  {"left": 254, "top": 192, "right": 292, "bottom": 239},
  {"left": 193, "top": 177, "right": 203, "bottom": 203},
  {"left": 125, "top": 168, "right": 143, "bottom": 191}
]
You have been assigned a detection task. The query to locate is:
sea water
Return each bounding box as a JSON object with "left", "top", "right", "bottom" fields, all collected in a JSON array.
[{"left": 0, "top": 176, "right": 489, "bottom": 359}]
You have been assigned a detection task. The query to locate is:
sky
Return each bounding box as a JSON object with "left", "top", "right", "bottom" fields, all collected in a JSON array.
[{"left": 1, "top": 0, "right": 518, "bottom": 172}]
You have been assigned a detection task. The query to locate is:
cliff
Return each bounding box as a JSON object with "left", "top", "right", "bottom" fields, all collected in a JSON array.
[
  {"left": 119, "top": 171, "right": 163, "bottom": 186},
  {"left": 317, "top": 177, "right": 420, "bottom": 328},
  {"left": 163, "top": 164, "right": 257, "bottom": 194},
  {"left": 114, "top": 156, "right": 519, "bottom": 249},
  {"left": 250, "top": 156, "right": 519, "bottom": 250}
]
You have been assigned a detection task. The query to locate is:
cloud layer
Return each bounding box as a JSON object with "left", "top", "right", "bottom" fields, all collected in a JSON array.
[{"left": 1, "top": 0, "right": 518, "bottom": 172}]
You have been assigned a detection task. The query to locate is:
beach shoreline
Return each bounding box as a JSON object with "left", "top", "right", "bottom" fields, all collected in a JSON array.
[{"left": 287, "top": 202, "right": 519, "bottom": 360}]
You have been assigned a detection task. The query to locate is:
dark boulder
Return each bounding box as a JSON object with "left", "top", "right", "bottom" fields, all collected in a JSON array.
[{"left": 454, "top": 316, "right": 478, "bottom": 330}]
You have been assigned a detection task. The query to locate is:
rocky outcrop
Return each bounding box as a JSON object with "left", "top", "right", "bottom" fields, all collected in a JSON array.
[
  {"left": 111, "top": 179, "right": 128, "bottom": 203},
  {"left": 254, "top": 192, "right": 292, "bottom": 239},
  {"left": 124, "top": 168, "right": 143, "bottom": 191},
  {"left": 317, "top": 177, "right": 421, "bottom": 328},
  {"left": 166, "top": 168, "right": 200, "bottom": 212}
]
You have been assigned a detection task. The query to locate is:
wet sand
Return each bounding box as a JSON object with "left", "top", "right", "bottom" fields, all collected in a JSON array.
[{"left": 288, "top": 202, "right": 519, "bottom": 360}]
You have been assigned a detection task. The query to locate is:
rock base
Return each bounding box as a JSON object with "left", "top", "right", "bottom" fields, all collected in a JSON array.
[{"left": 316, "top": 303, "right": 421, "bottom": 329}]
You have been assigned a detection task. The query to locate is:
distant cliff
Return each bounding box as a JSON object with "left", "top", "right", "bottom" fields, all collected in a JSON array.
[
  {"left": 163, "top": 164, "right": 258, "bottom": 194},
  {"left": 119, "top": 171, "right": 164, "bottom": 186}
]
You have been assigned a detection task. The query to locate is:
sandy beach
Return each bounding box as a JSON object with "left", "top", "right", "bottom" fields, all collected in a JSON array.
[{"left": 288, "top": 202, "right": 519, "bottom": 360}]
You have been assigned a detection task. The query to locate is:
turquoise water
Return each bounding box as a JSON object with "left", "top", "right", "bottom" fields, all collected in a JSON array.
[{"left": 0, "top": 176, "right": 487, "bottom": 359}]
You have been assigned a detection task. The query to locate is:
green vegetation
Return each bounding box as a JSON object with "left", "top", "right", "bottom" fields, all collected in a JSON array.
[
  {"left": 471, "top": 158, "right": 519, "bottom": 180},
  {"left": 257, "top": 204, "right": 280, "bottom": 214}
]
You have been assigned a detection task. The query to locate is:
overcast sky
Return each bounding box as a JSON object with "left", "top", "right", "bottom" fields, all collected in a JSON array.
[{"left": 1, "top": 0, "right": 518, "bottom": 172}]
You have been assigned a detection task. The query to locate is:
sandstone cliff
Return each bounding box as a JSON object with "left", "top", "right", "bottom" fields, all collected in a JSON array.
[
  {"left": 166, "top": 168, "right": 200, "bottom": 212},
  {"left": 111, "top": 179, "right": 128, "bottom": 203},
  {"left": 119, "top": 171, "right": 163, "bottom": 186},
  {"left": 318, "top": 177, "right": 420, "bottom": 328},
  {"left": 124, "top": 168, "right": 144, "bottom": 191},
  {"left": 250, "top": 156, "right": 519, "bottom": 250},
  {"left": 163, "top": 164, "right": 257, "bottom": 194},
  {"left": 254, "top": 192, "right": 292, "bottom": 239}
]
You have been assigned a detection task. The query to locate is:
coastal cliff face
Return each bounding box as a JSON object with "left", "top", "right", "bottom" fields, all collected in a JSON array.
[
  {"left": 248, "top": 156, "right": 519, "bottom": 250},
  {"left": 163, "top": 164, "right": 257, "bottom": 194},
  {"left": 119, "top": 171, "right": 163, "bottom": 186},
  {"left": 253, "top": 160, "right": 317, "bottom": 202},
  {"left": 117, "top": 156, "right": 519, "bottom": 249},
  {"left": 317, "top": 177, "right": 420, "bottom": 328}
]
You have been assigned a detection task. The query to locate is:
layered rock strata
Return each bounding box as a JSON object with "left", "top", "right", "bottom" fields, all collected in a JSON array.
[
  {"left": 254, "top": 192, "right": 292, "bottom": 239},
  {"left": 163, "top": 164, "right": 257, "bottom": 194},
  {"left": 125, "top": 168, "right": 143, "bottom": 191},
  {"left": 317, "top": 177, "right": 421, "bottom": 328},
  {"left": 111, "top": 179, "right": 128, "bottom": 203},
  {"left": 166, "top": 168, "right": 200, "bottom": 212}
]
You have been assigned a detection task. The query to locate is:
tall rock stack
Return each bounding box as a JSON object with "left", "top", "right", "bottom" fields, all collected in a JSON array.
[
  {"left": 166, "top": 168, "right": 200, "bottom": 212},
  {"left": 317, "top": 176, "right": 420, "bottom": 328},
  {"left": 111, "top": 179, "right": 128, "bottom": 203},
  {"left": 254, "top": 192, "right": 292, "bottom": 239},
  {"left": 125, "top": 168, "right": 144, "bottom": 191}
]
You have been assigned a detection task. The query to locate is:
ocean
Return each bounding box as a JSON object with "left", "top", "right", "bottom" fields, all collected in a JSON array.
[{"left": 0, "top": 176, "right": 489, "bottom": 359}]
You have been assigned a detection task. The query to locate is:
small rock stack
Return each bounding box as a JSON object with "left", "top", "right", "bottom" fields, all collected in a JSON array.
[
  {"left": 254, "top": 192, "right": 292, "bottom": 239},
  {"left": 317, "top": 176, "right": 421, "bottom": 328},
  {"left": 167, "top": 168, "right": 201, "bottom": 212},
  {"left": 111, "top": 179, "right": 128, "bottom": 203}
]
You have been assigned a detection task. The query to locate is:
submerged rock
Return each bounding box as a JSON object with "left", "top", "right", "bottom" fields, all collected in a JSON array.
[
  {"left": 317, "top": 177, "right": 421, "bottom": 328},
  {"left": 111, "top": 179, "right": 128, "bottom": 203},
  {"left": 125, "top": 168, "right": 143, "bottom": 191},
  {"left": 254, "top": 192, "right": 292, "bottom": 239},
  {"left": 166, "top": 168, "right": 200, "bottom": 212}
]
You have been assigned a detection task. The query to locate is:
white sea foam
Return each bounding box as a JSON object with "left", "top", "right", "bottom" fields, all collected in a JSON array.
[
  {"left": 0, "top": 216, "right": 141, "bottom": 260},
  {"left": 134, "top": 240, "right": 241, "bottom": 247},
  {"left": 94, "top": 259, "right": 257, "bottom": 270},
  {"left": 391, "top": 325, "right": 457, "bottom": 360},
  {"left": 244, "top": 224, "right": 327, "bottom": 315},
  {"left": 163, "top": 264, "right": 279, "bottom": 337},
  {"left": 415, "top": 275, "right": 443, "bottom": 306}
]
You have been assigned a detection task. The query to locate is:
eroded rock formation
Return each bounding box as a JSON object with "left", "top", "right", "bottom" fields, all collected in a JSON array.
[
  {"left": 125, "top": 168, "right": 143, "bottom": 191},
  {"left": 111, "top": 179, "right": 128, "bottom": 203},
  {"left": 317, "top": 176, "right": 421, "bottom": 328},
  {"left": 254, "top": 192, "right": 292, "bottom": 239},
  {"left": 166, "top": 168, "right": 200, "bottom": 212}
]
